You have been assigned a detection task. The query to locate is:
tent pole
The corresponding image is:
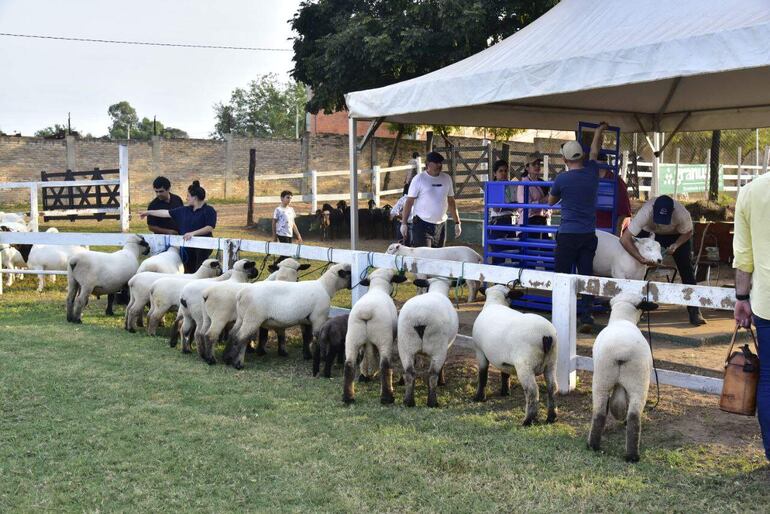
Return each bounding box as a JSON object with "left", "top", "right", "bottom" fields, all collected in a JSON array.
[
  {"left": 651, "top": 132, "right": 661, "bottom": 198},
  {"left": 348, "top": 118, "right": 360, "bottom": 250}
]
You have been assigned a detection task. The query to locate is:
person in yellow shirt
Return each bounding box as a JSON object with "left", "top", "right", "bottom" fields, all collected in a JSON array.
[{"left": 733, "top": 172, "right": 770, "bottom": 461}]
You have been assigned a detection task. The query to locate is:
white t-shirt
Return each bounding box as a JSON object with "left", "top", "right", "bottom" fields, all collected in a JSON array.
[
  {"left": 628, "top": 199, "right": 693, "bottom": 236},
  {"left": 273, "top": 206, "right": 296, "bottom": 237},
  {"left": 390, "top": 195, "right": 414, "bottom": 222},
  {"left": 407, "top": 172, "right": 454, "bottom": 224}
]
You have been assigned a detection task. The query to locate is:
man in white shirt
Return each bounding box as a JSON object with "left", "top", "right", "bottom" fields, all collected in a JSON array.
[{"left": 401, "top": 151, "right": 461, "bottom": 248}]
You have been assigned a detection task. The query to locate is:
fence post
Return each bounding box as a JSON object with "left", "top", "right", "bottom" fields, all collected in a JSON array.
[
  {"left": 486, "top": 141, "right": 494, "bottom": 182},
  {"left": 737, "top": 146, "right": 743, "bottom": 193},
  {"left": 673, "top": 147, "right": 681, "bottom": 198},
  {"left": 372, "top": 166, "right": 381, "bottom": 206},
  {"left": 350, "top": 251, "right": 369, "bottom": 305},
  {"left": 552, "top": 274, "right": 577, "bottom": 393},
  {"left": 310, "top": 169, "right": 318, "bottom": 213},
  {"left": 118, "top": 144, "right": 130, "bottom": 233},
  {"left": 543, "top": 154, "right": 550, "bottom": 181},
  {"left": 221, "top": 238, "right": 231, "bottom": 272},
  {"left": 28, "top": 185, "right": 39, "bottom": 232},
  {"left": 247, "top": 149, "right": 256, "bottom": 226},
  {"left": 415, "top": 156, "right": 422, "bottom": 175},
  {"left": 621, "top": 150, "right": 629, "bottom": 181}
]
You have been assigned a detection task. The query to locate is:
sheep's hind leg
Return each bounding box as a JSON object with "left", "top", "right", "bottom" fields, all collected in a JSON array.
[
  {"left": 301, "top": 324, "right": 313, "bottom": 360},
  {"left": 472, "top": 353, "right": 489, "bottom": 402},
  {"left": 624, "top": 393, "right": 645, "bottom": 463},
  {"left": 588, "top": 388, "right": 610, "bottom": 452},
  {"left": 500, "top": 371, "right": 511, "bottom": 397},
  {"left": 401, "top": 354, "right": 417, "bottom": 408},
  {"left": 518, "top": 371, "right": 540, "bottom": 426},
  {"left": 379, "top": 351, "right": 395, "bottom": 405},
  {"left": 255, "top": 328, "right": 268, "bottom": 355},
  {"left": 277, "top": 329, "right": 289, "bottom": 357},
  {"left": 105, "top": 293, "right": 115, "bottom": 316},
  {"left": 427, "top": 359, "right": 443, "bottom": 408},
  {"left": 544, "top": 363, "right": 558, "bottom": 423}
]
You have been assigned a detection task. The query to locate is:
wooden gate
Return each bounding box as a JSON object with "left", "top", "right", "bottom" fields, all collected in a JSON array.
[{"left": 41, "top": 168, "right": 121, "bottom": 222}]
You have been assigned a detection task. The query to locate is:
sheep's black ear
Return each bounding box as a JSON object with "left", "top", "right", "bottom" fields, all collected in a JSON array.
[
  {"left": 298, "top": 264, "right": 311, "bottom": 270},
  {"left": 637, "top": 300, "right": 659, "bottom": 312},
  {"left": 360, "top": 278, "right": 370, "bottom": 287},
  {"left": 243, "top": 261, "right": 256, "bottom": 270},
  {"left": 506, "top": 289, "right": 524, "bottom": 300},
  {"left": 413, "top": 279, "right": 429, "bottom": 288},
  {"left": 338, "top": 269, "right": 351, "bottom": 278},
  {"left": 211, "top": 261, "right": 221, "bottom": 268},
  {"left": 391, "top": 274, "right": 407, "bottom": 284},
  {"left": 268, "top": 264, "right": 279, "bottom": 272},
  {"left": 448, "top": 279, "right": 459, "bottom": 288}
]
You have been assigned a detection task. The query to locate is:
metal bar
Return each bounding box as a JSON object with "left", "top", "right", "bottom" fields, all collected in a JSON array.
[
  {"left": 655, "top": 112, "right": 690, "bottom": 156},
  {"left": 349, "top": 118, "right": 359, "bottom": 250},
  {"left": 356, "top": 118, "right": 383, "bottom": 152}
]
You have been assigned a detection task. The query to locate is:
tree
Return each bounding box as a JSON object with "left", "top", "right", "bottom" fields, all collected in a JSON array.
[
  {"left": 107, "top": 101, "right": 139, "bottom": 139},
  {"left": 211, "top": 75, "right": 307, "bottom": 139},
  {"left": 34, "top": 124, "right": 70, "bottom": 139},
  {"left": 709, "top": 130, "right": 721, "bottom": 202}
]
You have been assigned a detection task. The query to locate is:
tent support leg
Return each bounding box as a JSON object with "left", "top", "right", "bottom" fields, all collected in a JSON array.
[{"left": 349, "top": 117, "right": 359, "bottom": 251}]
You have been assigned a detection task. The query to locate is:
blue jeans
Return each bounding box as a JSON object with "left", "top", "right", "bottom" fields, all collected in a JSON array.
[{"left": 755, "top": 315, "right": 770, "bottom": 460}]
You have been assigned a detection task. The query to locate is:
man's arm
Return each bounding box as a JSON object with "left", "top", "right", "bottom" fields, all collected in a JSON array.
[
  {"left": 447, "top": 196, "right": 460, "bottom": 225},
  {"left": 589, "top": 122, "right": 609, "bottom": 161},
  {"left": 182, "top": 225, "right": 214, "bottom": 241},
  {"left": 547, "top": 194, "right": 560, "bottom": 206},
  {"left": 667, "top": 230, "right": 693, "bottom": 256},
  {"left": 401, "top": 197, "right": 415, "bottom": 227},
  {"left": 271, "top": 219, "right": 278, "bottom": 241},
  {"left": 733, "top": 187, "right": 754, "bottom": 327},
  {"left": 293, "top": 222, "right": 303, "bottom": 243},
  {"left": 620, "top": 229, "right": 656, "bottom": 266},
  {"left": 140, "top": 209, "right": 171, "bottom": 219}
]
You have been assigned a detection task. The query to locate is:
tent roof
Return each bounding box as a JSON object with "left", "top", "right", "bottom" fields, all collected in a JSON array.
[{"left": 345, "top": 0, "right": 770, "bottom": 132}]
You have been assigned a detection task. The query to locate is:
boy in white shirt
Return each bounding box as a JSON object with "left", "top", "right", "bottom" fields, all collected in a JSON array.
[{"left": 272, "top": 190, "right": 303, "bottom": 243}]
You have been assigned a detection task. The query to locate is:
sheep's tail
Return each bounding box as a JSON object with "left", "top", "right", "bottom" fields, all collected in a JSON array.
[
  {"left": 542, "top": 336, "right": 554, "bottom": 354},
  {"left": 608, "top": 386, "right": 629, "bottom": 420}
]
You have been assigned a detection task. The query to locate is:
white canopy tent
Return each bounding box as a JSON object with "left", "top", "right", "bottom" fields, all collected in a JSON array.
[{"left": 342, "top": 0, "right": 770, "bottom": 248}]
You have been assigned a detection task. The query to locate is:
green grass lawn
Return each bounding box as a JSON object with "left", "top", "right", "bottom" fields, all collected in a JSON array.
[{"left": 2, "top": 278, "right": 769, "bottom": 513}]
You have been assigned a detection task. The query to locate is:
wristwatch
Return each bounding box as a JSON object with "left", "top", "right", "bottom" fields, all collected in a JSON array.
[{"left": 736, "top": 294, "right": 750, "bottom": 301}]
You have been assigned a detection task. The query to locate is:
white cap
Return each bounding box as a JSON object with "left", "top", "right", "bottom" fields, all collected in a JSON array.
[{"left": 560, "top": 141, "right": 584, "bottom": 161}]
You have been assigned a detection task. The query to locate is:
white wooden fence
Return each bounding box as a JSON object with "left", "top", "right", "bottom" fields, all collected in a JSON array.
[
  {"left": 252, "top": 161, "right": 420, "bottom": 212},
  {"left": 0, "top": 230, "right": 737, "bottom": 397},
  {"left": 0, "top": 145, "right": 130, "bottom": 232}
]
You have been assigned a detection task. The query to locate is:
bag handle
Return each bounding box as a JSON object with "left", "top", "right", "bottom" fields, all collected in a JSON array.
[{"left": 725, "top": 325, "right": 759, "bottom": 367}]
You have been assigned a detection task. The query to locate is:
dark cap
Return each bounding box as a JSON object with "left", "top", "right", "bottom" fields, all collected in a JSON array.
[
  {"left": 526, "top": 151, "right": 544, "bottom": 165},
  {"left": 426, "top": 151, "right": 445, "bottom": 164},
  {"left": 653, "top": 195, "right": 674, "bottom": 225}
]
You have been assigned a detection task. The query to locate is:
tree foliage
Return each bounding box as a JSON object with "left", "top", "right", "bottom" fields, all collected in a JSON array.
[
  {"left": 107, "top": 101, "right": 188, "bottom": 140},
  {"left": 211, "top": 74, "right": 307, "bottom": 139},
  {"left": 291, "top": 0, "right": 556, "bottom": 115}
]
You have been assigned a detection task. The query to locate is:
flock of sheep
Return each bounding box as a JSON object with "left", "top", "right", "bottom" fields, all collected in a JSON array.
[{"left": 1, "top": 213, "right": 666, "bottom": 463}]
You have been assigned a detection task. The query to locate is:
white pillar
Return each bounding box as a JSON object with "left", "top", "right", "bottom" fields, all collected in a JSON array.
[
  {"left": 621, "top": 150, "right": 629, "bottom": 181},
  {"left": 543, "top": 154, "right": 550, "bottom": 181},
  {"left": 552, "top": 274, "right": 577, "bottom": 393},
  {"left": 350, "top": 251, "right": 369, "bottom": 305},
  {"left": 372, "top": 165, "right": 381, "bottom": 206},
  {"left": 221, "top": 239, "right": 231, "bottom": 272},
  {"left": 415, "top": 156, "right": 422, "bottom": 175},
  {"left": 651, "top": 132, "right": 661, "bottom": 198},
  {"left": 673, "top": 147, "right": 681, "bottom": 198},
  {"left": 348, "top": 118, "right": 359, "bottom": 250},
  {"left": 29, "top": 186, "right": 39, "bottom": 232},
  {"left": 119, "top": 144, "right": 130, "bottom": 233},
  {"left": 310, "top": 169, "right": 318, "bottom": 213}
]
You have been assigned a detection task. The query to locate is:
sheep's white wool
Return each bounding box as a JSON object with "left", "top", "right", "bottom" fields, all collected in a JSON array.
[
  {"left": 593, "top": 230, "right": 662, "bottom": 280},
  {"left": 26, "top": 227, "right": 88, "bottom": 292},
  {"left": 385, "top": 243, "right": 483, "bottom": 302},
  {"left": 225, "top": 263, "right": 352, "bottom": 370},
  {"left": 588, "top": 293, "right": 653, "bottom": 462},
  {"left": 145, "top": 262, "right": 228, "bottom": 336},
  {"left": 397, "top": 277, "right": 458, "bottom": 407},
  {"left": 124, "top": 259, "right": 222, "bottom": 332},
  {"left": 137, "top": 246, "right": 185, "bottom": 274},
  {"left": 66, "top": 234, "right": 150, "bottom": 323},
  {"left": 471, "top": 285, "right": 558, "bottom": 425},
  {"left": 1, "top": 246, "right": 27, "bottom": 286}
]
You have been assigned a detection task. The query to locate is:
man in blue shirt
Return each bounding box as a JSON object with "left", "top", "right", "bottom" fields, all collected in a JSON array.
[{"left": 549, "top": 122, "right": 608, "bottom": 331}]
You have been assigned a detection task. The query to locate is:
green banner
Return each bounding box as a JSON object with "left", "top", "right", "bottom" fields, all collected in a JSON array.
[{"left": 657, "top": 164, "right": 724, "bottom": 195}]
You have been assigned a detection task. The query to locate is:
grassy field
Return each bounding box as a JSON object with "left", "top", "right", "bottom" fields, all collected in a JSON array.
[{"left": 2, "top": 275, "right": 769, "bottom": 512}]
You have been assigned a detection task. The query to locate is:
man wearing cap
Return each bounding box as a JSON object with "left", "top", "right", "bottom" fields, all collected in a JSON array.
[
  {"left": 733, "top": 171, "right": 770, "bottom": 461},
  {"left": 401, "top": 151, "right": 461, "bottom": 248},
  {"left": 548, "top": 122, "right": 608, "bottom": 331},
  {"left": 620, "top": 195, "right": 705, "bottom": 325}
]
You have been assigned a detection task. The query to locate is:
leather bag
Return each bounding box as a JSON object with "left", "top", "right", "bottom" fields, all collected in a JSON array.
[{"left": 719, "top": 326, "right": 760, "bottom": 416}]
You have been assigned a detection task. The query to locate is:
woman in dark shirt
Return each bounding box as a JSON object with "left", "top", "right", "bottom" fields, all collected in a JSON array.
[{"left": 140, "top": 180, "right": 217, "bottom": 273}]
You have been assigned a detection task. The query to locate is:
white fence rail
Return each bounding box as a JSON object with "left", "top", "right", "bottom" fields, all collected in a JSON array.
[
  {"left": 252, "top": 161, "right": 420, "bottom": 213},
  {"left": 0, "top": 144, "right": 130, "bottom": 232},
  {"left": 0, "top": 230, "right": 736, "bottom": 397}
]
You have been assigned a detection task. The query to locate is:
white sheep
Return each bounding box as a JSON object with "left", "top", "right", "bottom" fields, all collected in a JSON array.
[
  {"left": 397, "top": 277, "right": 458, "bottom": 407},
  {"left": 137, "top": 246, "right": 185, "bottom": 274},
  {"left": 124, "top": 259, "right": 222, "bottom": 332},
  {"left": 385, "top": 243, "right": 482, "bottom": 302},
  {"left": 587, "top": 293, "right": 657, "bottom": 463},
  {"left": 199, "top": 258, "right": 307, "bottom": 365},
  {"left": 0, "top": 212, "right": 26, "bottom": 225},
  {"left": 223, "top": 263, "right": 352, "bottom": 370},
  {"left": 177, "top": 259, "right": 258, "bottom": 354},
  {"left": 26, "top": 227, "right": 89, "bottom": 292},
  {"left": 342, "top": 268, "right": 407, "bottom": 404},
  {"left": 593, "top": 230, "right": 662, "bottom": 280},
  {"left": 66, "top": 234, "right": 151, "bottom": 323},
  {"left": 0, "top": 245, "right": 26, "bottom": 286},
  {"left": 471, "top": 284, "right": 558, "bottom": 426},
  {"left": 145, "top": 263, "right": 229, "bottom": 337}
]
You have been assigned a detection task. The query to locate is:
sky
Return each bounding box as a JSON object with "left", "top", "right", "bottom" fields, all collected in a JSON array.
[{"left": 0, "top": 0, "right": 301, "bottom": 138}]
